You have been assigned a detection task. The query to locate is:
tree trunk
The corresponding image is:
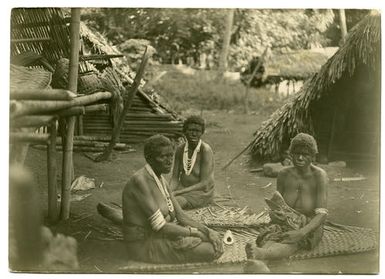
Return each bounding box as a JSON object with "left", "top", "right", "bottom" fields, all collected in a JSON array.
[
  {"left": 217, "top": 9, "right": 234, "bottom": 79},
  {"left": 95, "top": 47, "right": 150, "bottom": 162},
  {"left": 339, "top": 9, "right": 348, "bottom": 44}
]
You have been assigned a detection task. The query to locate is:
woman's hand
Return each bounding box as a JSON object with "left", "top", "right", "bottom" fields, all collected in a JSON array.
[
  {"left": 281, "top": 229, "right": 305, "bottom": 244},
  {"left": 196, "top": 231, "right": 209, "bottom": 242},
  {"left": 207, "top": 229, "right": 224, "bottom": 258},
  {"left": 173, "top": 190, "right": 184, "bottom": 196},
  {"left": 189, "top": 227, "right": 209, "bottom": 241}
]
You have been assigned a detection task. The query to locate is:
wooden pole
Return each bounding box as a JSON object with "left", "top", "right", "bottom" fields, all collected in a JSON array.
[
  {"left": 77, "top": 115, "right": 83, "bottom": 135},
  {"left": 327, "top": 104, "right": 339, "bottom": 161},
  {"left": 11, "top": 115, "right": 57, "bottom": 128},
  {"left": 339, "top": 9, "right": 348, "bottom": 44},
  {"left": 10, "top": 92, "right": 111, "bottom": 116},
  {"left": 60, "top": 8, "right": 80, "bottom": 220},
  {"left": 84, "top": 104, "right": 109, "bottom": 113},
  {"left": 56, "top": 106, "right": 85, "bottom": 117},
  {"left": 10, "top": 132, "right": 50, "bottom": 144},
  {"left": 10, "top": 89, "right": 76, "bottom": 100},
  {"left": 221, "top": 139, "right": 256, "bottom": 171},
  {"left": 95, "top": 47, "right": 150, "bottom": 161},
  {"left": 47, "top": 120, "right": 58, "bottom": 223}
]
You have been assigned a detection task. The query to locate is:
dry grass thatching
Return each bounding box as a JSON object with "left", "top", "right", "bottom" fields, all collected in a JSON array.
[
  {"left": 265, "top": 48, "right": 338, "bottom": 79},
  {"left": 79, "top": 22, "right": 132, "bottom": 75},
  {"left": 250, "top": 11, "right": 381, "bottom": 161},
  {"left": 79, "top": 23, "right": 179, "bottom": 116}
]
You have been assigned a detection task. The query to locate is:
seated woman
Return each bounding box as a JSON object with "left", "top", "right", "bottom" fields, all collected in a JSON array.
[
  {"left": 246, "top": 133, "right": 328, "bottom": 261},
  {"left": 122, "top": 134, "right": 223, "bottom": 264},
  {"left": 170, "top": 115, "right": 215, "bottom": 209}
]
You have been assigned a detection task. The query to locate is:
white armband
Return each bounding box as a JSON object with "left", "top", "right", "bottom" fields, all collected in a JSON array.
[
  {"left": 148, "top": 209, "right": 166, "bottom": 231},
  {"left": 315, "top": 208, "right": 328, "bottom": 215}
]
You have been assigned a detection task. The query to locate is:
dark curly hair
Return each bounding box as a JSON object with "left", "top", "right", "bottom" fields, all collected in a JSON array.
[
  {"left": 144, "top": 134, "right": 173, "bottom": 162},
  {"left": 183, "top": 115, "right": 205, "bottom": 133},
  {"left": 289, "top": 133, "right": 318, "bottom": 155}
]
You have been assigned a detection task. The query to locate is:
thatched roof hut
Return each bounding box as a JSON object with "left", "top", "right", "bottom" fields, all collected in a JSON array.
[
  {"left": 10, "top": 8, "right": 183, "bottom": 143},
  {"left": 264, "top": 48, "right": 338, "bottom": 81},
  {"left": 250, "top": 11, "right": 380, "bottom": 164}
]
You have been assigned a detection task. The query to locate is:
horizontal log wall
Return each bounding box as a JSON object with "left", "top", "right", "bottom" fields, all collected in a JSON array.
[{"left": 82, "top": 95, "right": 183, "bottom": 143}]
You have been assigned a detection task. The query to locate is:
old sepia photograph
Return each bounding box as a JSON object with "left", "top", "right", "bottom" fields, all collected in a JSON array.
[{"left": 8, "top": 6, "right": 380, "bottom": 274}]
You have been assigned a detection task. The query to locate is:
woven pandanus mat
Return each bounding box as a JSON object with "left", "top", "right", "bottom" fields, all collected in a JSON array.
[
  {"left": 119, "top": 207, "right": 377, "bottom": 272},
  {"left": 120, "top": 228, "right": 255, "bottom": 273},
  {"left": 289, "top": 222, "right": 378, "bottom": 260}
]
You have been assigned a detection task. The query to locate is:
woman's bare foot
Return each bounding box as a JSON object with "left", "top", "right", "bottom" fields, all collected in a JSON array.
[{"left": 245, "top": 242, "right": 267, "bottom": 260}]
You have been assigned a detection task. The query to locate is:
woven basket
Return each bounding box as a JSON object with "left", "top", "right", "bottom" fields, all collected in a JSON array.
[
  {"left": 78, "top": 72, "right": 105, "bottom": 95},
  {"left": 10, "top": 64, "right": 52, "bottom": 91},
  {"left": 51, "top": 58, "right": 104, "bottom": 95}
]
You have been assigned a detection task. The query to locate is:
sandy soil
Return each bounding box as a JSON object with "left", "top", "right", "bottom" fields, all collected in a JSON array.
[{"left": 22, "top": 110, "right": 379, "bottom": 274}]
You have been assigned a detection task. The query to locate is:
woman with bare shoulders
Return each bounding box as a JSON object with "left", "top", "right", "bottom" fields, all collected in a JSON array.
[
  {"left": 246, "top": 133, "right": 328, "bottom": 261},
  {"left": 170, "top": 115, "right": 215, "bottom": 209},
  {"left": 122, "top": 134, "right": 223, "bottom": 263}
]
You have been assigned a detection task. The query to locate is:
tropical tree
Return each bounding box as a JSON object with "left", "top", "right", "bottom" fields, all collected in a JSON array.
[
  {"left": 81, "top": 8, "right": 369, "bottom": 71},
  {"left": 228, "top": 9, "right": 335, "bottom": 70}
]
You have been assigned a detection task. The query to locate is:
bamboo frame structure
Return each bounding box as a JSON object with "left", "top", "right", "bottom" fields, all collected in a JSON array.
[
  {"left": 60, "top": 8, "right": 81, "bottom": 220},
  {"left": 10, "top": 89, "right": 76, "bottom": 101},
  {"left": 10, "top": 91, "right": 112, "bottom": 116},
  {"left": 47, "top": 120, "right": 58, "bottom": 222},
  {"left": 11, "top": 115, "right": 57, "bottom": 128},
  {"left": 56, "top": 106, "right": 85, "bottom": 117},
  {"left": 10, "top": 132, "right": 50, "bottom": 144}
]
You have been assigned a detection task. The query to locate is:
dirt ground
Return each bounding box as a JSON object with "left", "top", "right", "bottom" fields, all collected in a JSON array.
[{"left": 23, "top": 110, "right": 380, "bottom": 274}]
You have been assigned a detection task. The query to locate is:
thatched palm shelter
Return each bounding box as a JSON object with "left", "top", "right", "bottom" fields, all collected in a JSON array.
[
  {"left": 10, "top": 8, "right": 182, "bottom": 222},
  {"left": 250, "top": 11, "right": 380, "bottom": 164},
  {"left": 11, "top": 8, "right": 183, "bottom": 144},
  {"left": 10, "top": 8, "right": 95, "bottom": 222}
]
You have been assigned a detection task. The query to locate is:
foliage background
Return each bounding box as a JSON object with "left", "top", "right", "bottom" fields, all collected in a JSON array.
[{"left": 81, "top": 9, "right": 370, "bottom": 70}]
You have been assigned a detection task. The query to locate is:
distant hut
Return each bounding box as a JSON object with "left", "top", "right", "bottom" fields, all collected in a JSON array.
[
  {"left": 250, "top": 11, "right": 380, "bottom": 165},
  {"left": 10, "top": 8, "right": 183, "bottom": 144},
  {"left": 264, "top": 48, "right": 338, "bottom": 97},
  {"left": 240, "top": 48, "right": 338, "bottom": 97}
]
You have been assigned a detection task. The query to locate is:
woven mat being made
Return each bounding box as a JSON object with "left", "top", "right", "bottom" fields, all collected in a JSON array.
[
  {"left": 119, "top": 206, "right": 377, "bottom": 272},
  {"left": 289, "top": 221, "right": 377, "bottom": 260},
  {"left": 185, "top": 205, "right": 271, "bottom": 228}
]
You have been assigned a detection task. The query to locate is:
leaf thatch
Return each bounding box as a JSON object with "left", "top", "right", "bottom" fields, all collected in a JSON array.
[
  {"left": 250, "top": 11, "right": 381, "bottom": 162},
  {"left": 265, "top": 48, "right": 338, "bottom": 80}
]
